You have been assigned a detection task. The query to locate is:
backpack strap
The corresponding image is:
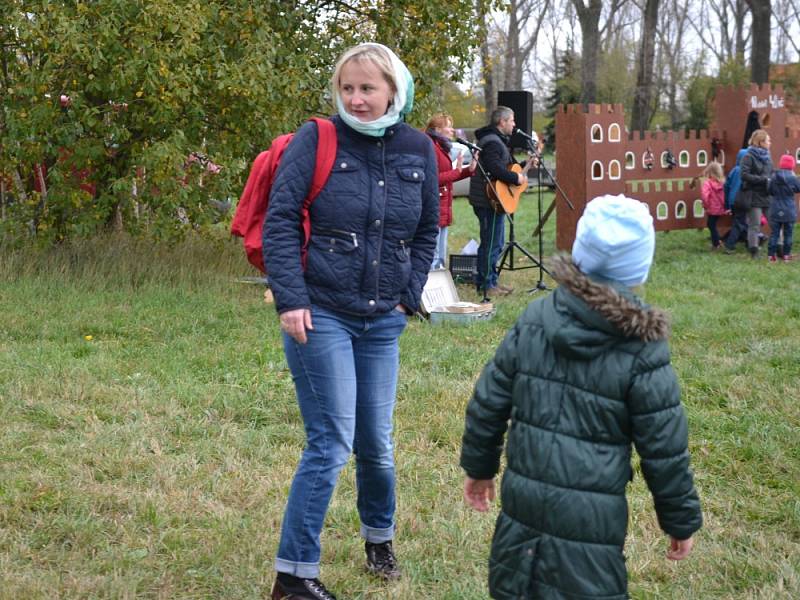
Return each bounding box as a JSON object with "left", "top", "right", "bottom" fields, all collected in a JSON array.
[{"left": 299, "top": 117, "right": 337, "bottom": 266}]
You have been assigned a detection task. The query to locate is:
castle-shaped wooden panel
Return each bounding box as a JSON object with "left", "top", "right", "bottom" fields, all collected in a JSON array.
[{"left": 555, "top": 84, "right": 800, "bottom": 250}]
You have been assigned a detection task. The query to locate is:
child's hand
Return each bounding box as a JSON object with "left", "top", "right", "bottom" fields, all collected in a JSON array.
[
  {"left": 464, "top": 476, "right": 495, "bottom": 512},
  {"left": 666, "top": 536, "right": 694, "bottom": 560}
]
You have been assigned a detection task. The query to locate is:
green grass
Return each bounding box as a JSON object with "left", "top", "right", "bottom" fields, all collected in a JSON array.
[{"left": 1, "top": 193, "right": 799, "bottom": 599}]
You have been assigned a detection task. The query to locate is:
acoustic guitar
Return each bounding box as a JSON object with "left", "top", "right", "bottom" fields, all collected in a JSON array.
[{"left": 486, "top": 154, "right": 537, "bottom": 215}]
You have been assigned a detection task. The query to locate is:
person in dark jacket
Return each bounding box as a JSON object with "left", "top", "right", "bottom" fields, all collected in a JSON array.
[
  {"left": 425, "top": 112, "right": 476, "bottom": 269},
  {"left": 468, "top": 106, "right": 527, "bottom": 297},
  {"left": 461, "top": 194, "right": 703, "bottom": 600},
  {"left": 265, "top": 43, "right": 438, "bottom": 600},
  {"left": 738, "top": 129, "right": 774, "bottom": 258},
  {"left": 767, "top": 154, "right": 800, "bottom": 262},
  {"left": 723, "top": 148, "right": 749, "bottom": 251}
]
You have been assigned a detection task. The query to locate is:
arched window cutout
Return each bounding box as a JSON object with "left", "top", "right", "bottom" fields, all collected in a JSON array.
[
  {"left": 608, "top": 160, "right": 621, "bottom": 179},
  {"left": 608, "top": 123, "right": 621, "bottom": 142},
  {"left": 795, "top": 148, "right": 800, "bottom": 163},
  {"left": 679, "top": 150, "right": 690, "bottom": 167},
  {"left": 591, "top": 160, "right": 604, "bottom": 180},
  {"left": 718, "top": 150, "right": 725, "bottom": 166},
  {"left": 591, "top": 124, "right": 603, "bottom": 142},
  {"left": 660, "top": 151, "right": 670, "bottom": 168},
  {"left": 625, "top": 152, "right": 635, "bottom": 169},
  {"left": 762, "top": 113, "right": 771, "bottom": 127},
  {"left": 693, "top": 199, "right": 704, "bottom": 218},
  {"left": 675, "top": 201, "right": 687, "bottom": 219},
  {"left": 642, "top": 151, "right": 654, "bottom": 170},
  {"left": 697, "top": 150, "right": 708, "bottom": 166},
  {"left": 656, "top": 202, "right": 669, "bottom": 220}
]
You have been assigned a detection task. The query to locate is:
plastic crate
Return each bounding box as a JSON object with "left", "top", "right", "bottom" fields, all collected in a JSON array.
[{"left": 449, "top": 254, "right": 477, "bottom": 283}]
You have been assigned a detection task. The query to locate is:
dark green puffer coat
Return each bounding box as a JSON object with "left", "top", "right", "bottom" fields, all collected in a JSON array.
[{"left": 461, "top": 256, "right": 703, "bottom": 599}]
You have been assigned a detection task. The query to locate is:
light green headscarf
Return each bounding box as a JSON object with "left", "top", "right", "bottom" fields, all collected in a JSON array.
[{"left": 335, "top": 43, "right": 415, "bottom": 138}]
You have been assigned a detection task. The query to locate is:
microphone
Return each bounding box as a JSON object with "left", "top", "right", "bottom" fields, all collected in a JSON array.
[
  {"left": 455, "top": 136, "right": 482, "bottom": 153},
  {"left": 513, "top": 128, "right": 539, "bottom": 145}
]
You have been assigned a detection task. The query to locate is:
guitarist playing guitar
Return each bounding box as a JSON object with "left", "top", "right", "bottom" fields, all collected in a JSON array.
[{"left": 467, "top": 106, "right": 530, "bottom": 297}]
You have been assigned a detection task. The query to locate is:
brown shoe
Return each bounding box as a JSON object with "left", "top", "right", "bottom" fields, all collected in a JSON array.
[
  {"left": 497, "top": 283, "right": 514, "bottom": 293},
  {"left": 485, "top": 286, "right": 509, "bottom": 298}
]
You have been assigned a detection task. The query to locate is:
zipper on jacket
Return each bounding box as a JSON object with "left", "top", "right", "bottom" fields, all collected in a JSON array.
[{"left": 320, "top": 227, "right": 358, "bottom": 248}]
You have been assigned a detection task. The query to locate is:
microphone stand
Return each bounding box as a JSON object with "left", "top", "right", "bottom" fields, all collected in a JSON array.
[{"left": 525, "top": 139, "right": 575, "bottom": 294}]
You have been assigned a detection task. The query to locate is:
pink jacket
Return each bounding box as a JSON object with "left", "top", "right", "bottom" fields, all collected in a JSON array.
[{"left": 701, "top": 178, "right": 726, "bottom": 216}]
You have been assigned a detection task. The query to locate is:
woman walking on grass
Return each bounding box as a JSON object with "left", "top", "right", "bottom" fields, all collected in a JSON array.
[
  {"left": 263, "top": 43, "right": 438, "bottom": 600},
  {"left": 739, "top": 129, "right": 774, "bottom": 259}
]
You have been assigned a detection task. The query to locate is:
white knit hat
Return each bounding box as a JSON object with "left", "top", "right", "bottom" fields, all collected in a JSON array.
[{"left": 571, "top": 194, "right": 655, "bottom": 287}]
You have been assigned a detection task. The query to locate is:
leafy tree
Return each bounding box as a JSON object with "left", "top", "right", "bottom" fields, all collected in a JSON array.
[
  {"left": 1, "top": 0, "right": 492, "bottom": 242},
  {"left": 542, "top": 50, "right": 581, "bottom": 151},
  {"left": 684, "top": 73, "right": 716, "bottom": 131}
]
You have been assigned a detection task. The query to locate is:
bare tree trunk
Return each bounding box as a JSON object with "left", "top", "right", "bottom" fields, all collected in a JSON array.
[
  {"left": 631, "top": 0, "right": 660, "bottom": 131},
  {"left": 12, "top": 169, "right": 27, "bottom": 204},
  {"left": 477, "top": 0, "right": 496, "bottom": 115},
  {"left": 572, "top": 0, "right": 603, "bottom": 103},
  {"left": 734, "top": 0, "right": 748, "bottom": 61},
  {"left": 504, "top": 0, "right": 520, "bottom": 89},
  {"left": 746, "top": 0, "right": 771, "bottom": 84}
]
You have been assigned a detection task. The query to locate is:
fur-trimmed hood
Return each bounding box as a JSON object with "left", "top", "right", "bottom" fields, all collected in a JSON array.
[{"left": 545, "top": 254, "right": 670, "bottom": 356}]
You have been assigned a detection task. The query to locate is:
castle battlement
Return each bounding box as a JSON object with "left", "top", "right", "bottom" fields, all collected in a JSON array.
[{"left": 553, "top": 84, "right": 800, "bottom": 250}]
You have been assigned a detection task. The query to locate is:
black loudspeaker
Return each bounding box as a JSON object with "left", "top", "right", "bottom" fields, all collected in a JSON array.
[{"left": 498, "top": 90, "right": 533, "bottom": 149}]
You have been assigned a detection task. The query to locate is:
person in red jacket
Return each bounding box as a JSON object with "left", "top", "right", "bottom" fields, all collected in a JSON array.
[
  {"left": 425, "top": 113, "right": 477, "bottom": 269},
  {"left": 700, "top": 161, "right": 727, "bottom": 250}
]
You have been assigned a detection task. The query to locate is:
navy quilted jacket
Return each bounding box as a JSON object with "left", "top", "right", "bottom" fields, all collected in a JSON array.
[
  {"left": 263, "top": 116, "right": 439, "bottom": 315},
  {"left": 767, "top": 170, "right": 800, "bottom": 222}
]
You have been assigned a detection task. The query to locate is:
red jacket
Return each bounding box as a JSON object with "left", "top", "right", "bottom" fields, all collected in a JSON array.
[
  {"left": 701, "top": 178, "right": 726, "bottom": 216},
  {"left": 429, "top": 135, "right": 472, "bottom": 228}
]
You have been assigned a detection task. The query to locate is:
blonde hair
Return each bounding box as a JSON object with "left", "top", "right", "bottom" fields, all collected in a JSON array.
[
  {"left": 703, "top": 161, "right": 725, "bottom": 183},
  {"left": 426, "top": 113, "right": 452, "bottom": 131},
  {"left": 749, "top": 129, "right": 769, "bottom": 147},
  {"left": 330, "top": 44, "right": 397, "bottom": 107}
]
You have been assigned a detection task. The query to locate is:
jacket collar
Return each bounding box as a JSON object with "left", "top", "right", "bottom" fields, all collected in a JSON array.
[{"left": 550, "top": 254, "right": 671, "bottom": 342}]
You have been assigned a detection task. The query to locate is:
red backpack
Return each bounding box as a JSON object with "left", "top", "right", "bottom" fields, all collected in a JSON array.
[{"left": 231, "top": 117, "right": 337, "bottom": 273}]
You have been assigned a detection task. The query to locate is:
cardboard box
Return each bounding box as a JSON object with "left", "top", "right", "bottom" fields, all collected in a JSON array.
[{"left": 421, "top": 269, "right": 495, "bottom": 324}]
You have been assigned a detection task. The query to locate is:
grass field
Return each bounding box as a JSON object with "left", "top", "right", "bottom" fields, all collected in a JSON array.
[{"left": 1, "top": 192, "right": 799, "bottom": 599}]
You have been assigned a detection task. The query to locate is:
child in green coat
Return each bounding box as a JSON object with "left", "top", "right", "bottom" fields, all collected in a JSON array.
[{"left": 461, "top": 194, "right": 703, "bottom": 599}]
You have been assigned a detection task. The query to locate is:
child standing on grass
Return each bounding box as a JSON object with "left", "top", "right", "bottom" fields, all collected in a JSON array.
[
  {"left": 723, "top": 149, "right": 750, "bottom": 251},
  {"left": 460, "top": 194, "right": 703, "bottom": 600},
  {"left": 700, "top": 162, "right": 726, "bottom": 250},
  {"left": 767, "top": 154, "right": 800, "bottom": 262}
]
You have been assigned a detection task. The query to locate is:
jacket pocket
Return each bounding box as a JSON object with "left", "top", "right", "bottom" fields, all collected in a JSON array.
[
  {"left": 489, "top": 514, "right": 539, "bottom": 599},
  {"left": 327, "top": 157, "right": 362, "bottom": 194},
  {"left": 397, "top": 166, "right": 425, "bottom": 208},
  {"left": 306, "top": 228, "right": 359, "bottom": 289},
  {"left": 379, "top": 239, "right": 412, "bottom": 298}
]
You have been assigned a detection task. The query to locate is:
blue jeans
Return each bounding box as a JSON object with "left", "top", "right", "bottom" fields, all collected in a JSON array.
[
  {"left": 431, "top": 226, "right": 448, "bottom": 269},
  {"left": 707, "top": 215, "right": 721, "bottom": 247},
  {"left": 724, "top": 209, "right": 748, "bottom": 249},
  {"left": 275, "top": 305, "right": 407, "bottom": 578},
  {"left": 768, "top": 220, "right": 794, "bottom": 257},
  {"left": 473, "top": 206, "right": 505, "bottom": 290}
]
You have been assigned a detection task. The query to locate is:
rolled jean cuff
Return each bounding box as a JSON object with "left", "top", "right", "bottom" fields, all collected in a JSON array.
[
  {"left": 275, "top": 558, "right": 319, "bottom": 579},
  {"left": 361, "top": 522, "right": 394, "bottom": 544}
]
